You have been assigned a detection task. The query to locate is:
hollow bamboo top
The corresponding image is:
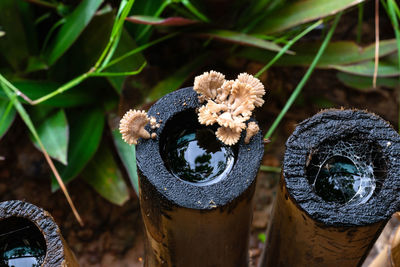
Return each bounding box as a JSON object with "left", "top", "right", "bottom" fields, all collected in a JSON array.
[
  {"left": 0, "top": 200, "right": 69, "bottom": 266},
  {"left": 284, "top": 109, "right": 400, "bottom": 226},
  {"left": 136, "top": 87, "right": 264, "bottom": 210}
]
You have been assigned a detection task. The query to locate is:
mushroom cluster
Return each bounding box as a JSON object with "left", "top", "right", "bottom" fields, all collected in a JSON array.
[
  {"left": 194, "top": 71, "right": 265, "bottom": 145},
  {"left": 119, "top": 109, "right": 158, "bottom": 145}
]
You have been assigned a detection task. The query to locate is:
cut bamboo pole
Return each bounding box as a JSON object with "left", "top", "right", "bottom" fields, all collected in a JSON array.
[
  {"left": 136, "top": 87, "right": 264, "bottom": 267},
  {"left": 259, "top": 109, "right": 400, "bottom": 267},
  {"left": 0, "top": 200, "right": 78, "bottom": 267},
  {"left": 370, "top": 223, "right": 400, "bottom": 267}
]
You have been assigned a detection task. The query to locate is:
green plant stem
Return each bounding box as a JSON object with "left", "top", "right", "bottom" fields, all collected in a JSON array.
[
  {"left": 102, "top": 33, "right": 177, "bottom": 70},
  {"left": 32, "top": 72, "right": 89, "bottom": 105},
  {"left": 0, "top": 99, "right": 14, "bottom": 129},
  {"left": 260, "top": 165, "right": 282, "bottom": 173},
  {"left": 94, "top": 0, "right": 136, "bottom": 70},
  {"left": 255, "top": 19, "right": 323, "bottom": 78},
  {"left": 264, "top": 12, "right": 342, "bottom": 139},
  {"left": 136, "top": 0, "right": 171, "bottom": 42},
  {"left": 181, "top": 0, "right": 209, "bottom": 22},
  {"left": 0, "top": 80, "right": 83, "bottom": 226},
  {"left": 91, "top": 62, "right": 146, "bottom": 76},
  {"left": 357, "top": 3, "right": 364, "bottom": 43}
]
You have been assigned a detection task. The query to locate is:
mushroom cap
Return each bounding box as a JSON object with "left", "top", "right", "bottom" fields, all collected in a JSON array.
[
  {"left": 216, "top": 111, "right": 246, "bottom": 130},
  {"left": 216, "top": 80, "right": 234, "bottom": 104},
  {"left": 198, "top": 105, "right": 218, "bottom": 126},
  {"left": 236, "top": 73, "right": 265, "bottom": 107},
  {"left": 215, "top": 126, "right": 242, "bottom": 146},
  {"left": 244, "top": 121, "right": 260, "bottom": 144},
  {"left": 194, "top": 71, "right": 225, "bottom": 100},
  {"left": 119, "top": 109, "right": 151, "bottom": 145}
]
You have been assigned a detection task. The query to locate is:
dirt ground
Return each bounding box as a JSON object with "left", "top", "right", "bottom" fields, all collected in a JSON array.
[{"left": 1, "top": 62, "right": 399, "bottom": 266}]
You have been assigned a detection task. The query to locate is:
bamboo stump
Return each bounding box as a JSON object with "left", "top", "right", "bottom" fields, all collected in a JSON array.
[
  {"left": 136, "top": 87, "right": 264, "bottom": 267},
  {"left": 0, "top": 200, "right": 78, "bottom": 267},
  {"left": 259, "top": 109, "right": 400, "bottom": 267}
]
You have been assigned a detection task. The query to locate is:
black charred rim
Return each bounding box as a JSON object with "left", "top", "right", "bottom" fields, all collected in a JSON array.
[
  {"left": 284, "top": 109, "right": 400, "bottom": 226},
  {"left": 136, "top": 87, "right": 264, "bottom": 210},
  {"left": 0, "top": 200, "right": 65, "bottom": 266}
]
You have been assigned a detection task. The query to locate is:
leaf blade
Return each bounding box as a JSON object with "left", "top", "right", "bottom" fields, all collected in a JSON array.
[
  {"left": 252, "top": 0, "right": 364, "bottom": 34},
  {"left": 30, "top": 108, "right": 69, "bottom": 165},
  {"left": 111, "top": 127, "right": 139, "bottom": 196},
  {"left": 52, "top": 108, "right": 104, "bottom": 190},
  {"left": 81, "top": 144, "right": 129, "bottom": 205},
  {"left": 45, "top": 0, "right": 103, "bottom": 65}
]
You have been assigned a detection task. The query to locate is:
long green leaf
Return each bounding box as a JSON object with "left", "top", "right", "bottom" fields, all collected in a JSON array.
[
  {"left": 239, "top": 39, "right": 398, "bottom": 67},
  {"left": 146, "top": 52, "right": 208, "bottom": 102},
  {"left": 199, "top": 30, "right": 286, "bottom": 53},
  {"left": 0, "top": 99, "right": 16, "bottom": 139},
  {"left": 265, "top": 12, "right": 342, "bottom": 138},
  {"left": 82, "top": 144, "right": 129, "bottom": 205},
  {"left": 337, "top": 72, "right": 399, "bottom": 91},
  {"left": 111, "top": 128, "right": 139, "bottom": 196},
  {"left": 252, "top": 0, "right": 363, "bottom": 34},
  {"left": 105, "top": 29, "right": 146, "bottom": 94},
  {"left": 45, "top": 0, "right": 103, "bottom": 65},
  {"left": 30, "top": 108, "right": 69, "bottom": 165},
  {"left": 332, "top": 60, "right": 400, "bottom": 77},
  {"left": 52, "top": 108, "right": 104, "bottom": 190}
]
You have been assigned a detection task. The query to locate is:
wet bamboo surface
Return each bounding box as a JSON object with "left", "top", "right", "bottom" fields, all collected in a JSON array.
[{"left": 259, "top": 176, "right": 385, "bottom": 267}]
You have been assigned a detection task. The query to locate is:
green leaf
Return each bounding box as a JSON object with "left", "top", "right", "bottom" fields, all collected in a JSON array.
[
  {"left": 81, "top": 144, "right": 129, "bottom": 205},
  {"left": 126, "top": 15, "right": 199, "bottom": 26},
  {"left": 30, "top": 108, "right": 69, "bottom": 165},
  {"left": 0, "top": 0, "right": 31, "bottom": 71},
  {"left": 0, "top": 80, "right": 95, "bottom": 107},
  {"left": 0, "top": 98, "right": 16, "bottom": 139},
  {"left": 111, "top": 127, "right": 139, "bottom": 196},
  {"left": 337, "top": 72, "right": 399, "bottom": 91},
  {"left": 45, "top": 0, "right": 103, "bottom": 65},
  {"left": 252, "top": 0, "right": 364, "bottom": 34},
  {"left": 105, "top": 29, "right": 146, "bottom": 94},
  {"left": 146, "top": 52, "right": 209, "bottom": 102},
  {"left": 332, "top": 60, "right": 400, "bottom": 77},
  {"left": 199, "top": 30, "right": 287, "bottom": 53},
  {"left": 52, "top": 108, "right": 104, "bottom": 190},
  {"left": 238, "top": 39, "right": 398, "bottom": 67}
]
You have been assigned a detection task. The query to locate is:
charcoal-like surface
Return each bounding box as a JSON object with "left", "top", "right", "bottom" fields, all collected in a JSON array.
[
  {"left": 284, "top": 109, "right": 400, "bottom": 226},
  {"left": 0, "top": 200, "right": 66, "bottom": 266},
  {"left": 136, "top": 87, "right": 264, "bottom": 210}
]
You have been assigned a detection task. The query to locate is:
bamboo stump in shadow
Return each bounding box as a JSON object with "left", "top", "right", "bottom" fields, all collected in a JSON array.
[{"left": 259, "top": 109, "right": 400, "bottom": 267}]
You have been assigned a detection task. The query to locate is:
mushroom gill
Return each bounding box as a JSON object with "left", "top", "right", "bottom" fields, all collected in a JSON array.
[
  {"left": 194, "top": 71, "right": 225, "bottom": 101},
  {"left": 215, "top": 127, "right": 242, "bottom": 146},
  {"left": 194, "top": 71, "right": 266, "bottom": 145},
  {"left": 119, "top": 109, "right": 151, "bottom": 145}
]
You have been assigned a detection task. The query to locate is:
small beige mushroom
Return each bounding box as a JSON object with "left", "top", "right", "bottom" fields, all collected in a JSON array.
[
  {"left": 236, "top": 73, "right": 265, "bottom": 107},
  {"left": 198, "top": 105, "right": 218, "bottom": 125},
  {"left": 215, "top": 127, "right": 242, "bottom": 146},
  {"left": 194, "top": 71, "right": 225, "bottom": 101},
  {"left": 216, "top": 80, "right": 234, "bottom": 103},
  {"left": 244, "top": 122, "right": 260, "bottom": 144},
  {"left": 119, "top": 109, "right": 151, "bottom": 145},
  {"left": 150, "top": 116, "right": 158, "bottom": 129}
]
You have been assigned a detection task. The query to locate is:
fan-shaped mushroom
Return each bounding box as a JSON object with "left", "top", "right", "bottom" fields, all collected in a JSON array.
[
  {"left": 119, "top": 109, "right": 151, "bottom": 145},
  {"left": 245, "top": 122, "right": 260, "bottom": 144}
]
